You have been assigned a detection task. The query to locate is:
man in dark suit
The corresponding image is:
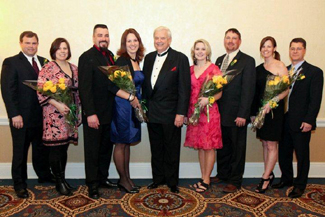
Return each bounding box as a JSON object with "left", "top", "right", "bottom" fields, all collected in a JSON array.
[
  {"left": 272, "top": 38, "right": 323, "bottom": 198},
  {"left": 78, "top": 24, "right": 139, "bottom": 199},
  {"left": 142, "top": 26, "right": 191, "bottom": 193},
  {"left": 211, "top": 28, "right": 256, "bottom": 193},
  {"left": 1, "top": 31, "right": 53, "bottom": 198}
]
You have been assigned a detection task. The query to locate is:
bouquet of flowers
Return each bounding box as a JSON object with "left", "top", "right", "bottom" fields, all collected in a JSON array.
[
  {"left": 188, "top": 69, "right": 240, "bottom": 126},
  {"left": 23, "top": 78, "right": 79, "bottom": 132},
  {"left": 99, "top": 65, "right": 148, "bottom": 123},
  {"left": 251, "top": 67, "right": 305, "bottom": 131}
]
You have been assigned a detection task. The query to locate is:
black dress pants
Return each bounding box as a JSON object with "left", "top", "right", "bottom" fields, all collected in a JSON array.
[
  {"left": 147, "top": 123, "right": 181, "bottom": 187},
  {"left": 279, "top": 116, "right": 311, "bottom": 189},
  {"left": 10, "top": 125, "right": 51, "bottom": 190},
  {"left": 216, "top": 125, "right": 247, "bottom": 187},
  {"left": 83, "top": 123, "right": 114, "bottom": 186}
]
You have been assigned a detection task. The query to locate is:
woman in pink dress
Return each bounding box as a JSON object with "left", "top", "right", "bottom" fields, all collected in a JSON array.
[
  {"left": 184, "top": 39, "right": 223, "bottom": 193},
  {"left": 38, "top": 38, "right": 81, "bottom": 196}
]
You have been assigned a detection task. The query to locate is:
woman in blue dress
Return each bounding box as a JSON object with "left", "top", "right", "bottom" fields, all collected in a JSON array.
[{"left": 111, "top": 28, "right": 145, "bottom": 193}]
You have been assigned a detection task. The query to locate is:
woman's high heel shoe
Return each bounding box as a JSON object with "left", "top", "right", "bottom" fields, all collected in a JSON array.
[
  {"left": 132, "top": 185, "right": 141, "bottom": 190},
  {"left": 269, "top": 172, "right": 275, "bottom": 186},
  {"left": 118, "top": 183, "right": 139, "bottom": 194},
  {"left": 255, "top": 177, "right": 270, "bottom": 193}
]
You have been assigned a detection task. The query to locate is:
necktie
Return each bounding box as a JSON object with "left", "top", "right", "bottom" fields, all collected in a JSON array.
[
  {"left": 285, "top": 66, "right": 296, "bottom": 113},
  {"left": 221, "top": 55, "right": 229, "bottom": 73},
  {"left": 32, "top": 57, "right": 39, "bottom": 75}
]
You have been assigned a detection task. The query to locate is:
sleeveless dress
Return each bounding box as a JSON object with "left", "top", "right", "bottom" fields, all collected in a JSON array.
[
  {"left": 184, "top": 64, "right": 223, "bottom": 150},
  {"left": 253, "top": 64, "right": 284, "bottom": 141},
  {"left": 111, "top": 70, "right": 144, "bottom": 143}
]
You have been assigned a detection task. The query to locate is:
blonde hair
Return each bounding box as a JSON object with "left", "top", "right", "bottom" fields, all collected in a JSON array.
[{"left": 191, "top": 39, "right": 212, "bottom": 65}]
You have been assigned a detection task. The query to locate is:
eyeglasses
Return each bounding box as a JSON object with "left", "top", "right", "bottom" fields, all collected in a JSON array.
[{"left": 290, "top": 47, "right": 304, "bottom": 51}]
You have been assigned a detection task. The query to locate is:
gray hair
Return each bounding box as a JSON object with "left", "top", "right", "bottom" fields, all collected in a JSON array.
[{"left": 153, "top": 26, "right": 172, "bottom": 39}]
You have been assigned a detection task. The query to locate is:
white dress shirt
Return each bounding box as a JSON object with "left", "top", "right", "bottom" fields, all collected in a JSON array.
[
  {"left": 151, "top": 48, "right": 169, "bottom": 88},
  {"left": 22, "top": 52, "right": 42, "bottom": 70}
]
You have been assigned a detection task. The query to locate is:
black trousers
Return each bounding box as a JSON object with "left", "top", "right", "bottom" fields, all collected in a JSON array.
[
  {"left": 147, "top": 123, "right": 181, "bottom": 187},
  {"left": 9, "top": 125, "right": 51, "bottom": 190},
  {"left": 217, "top": 125, "right": 247, "bottom": 187},
  {"left": 279, "top": 116, "right": 311, "bottom": 189},
  {"left": 83, "top": 123, "right": 114, "bottom": 186}
]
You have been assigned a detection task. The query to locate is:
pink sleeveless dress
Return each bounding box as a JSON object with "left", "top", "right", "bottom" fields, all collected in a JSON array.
[{"left": 184, "top": 64, "right": 223, "bottom": 150}]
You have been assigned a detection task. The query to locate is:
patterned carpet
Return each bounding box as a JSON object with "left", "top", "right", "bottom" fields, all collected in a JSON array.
[{"left": 1, "top": 179, "right": 325, "bottom": 216}]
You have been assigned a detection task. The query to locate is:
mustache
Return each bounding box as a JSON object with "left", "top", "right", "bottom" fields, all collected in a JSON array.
[{"left": 99, "top": 41, "right": 108, "bottom": 44}]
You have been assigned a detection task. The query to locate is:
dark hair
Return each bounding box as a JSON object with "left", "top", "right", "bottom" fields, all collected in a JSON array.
[
  {"left": 20, "top": 31, "right": 39, "bottom": 43},
  {"left": 117, "top": 28, "right": 145, "bottom": 62},
  {"left": 93, "top": 24, "right": 108, "bottom": 34},
  {"left": 50, "top": 38, "right": 71, "bottom": 60},
  {"left": 225, "top": 28, "right": 241, "bottom": 40},
  {"left": 290, "top": 38, "right": 306, "bottom": 49},
  {"left": 260, "top": 36, "right": 280, "bottom": 60}
]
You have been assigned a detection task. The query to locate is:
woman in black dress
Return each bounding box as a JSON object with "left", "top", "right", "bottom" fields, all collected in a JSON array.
[{"left": 251, "top": 36, "right": 289, "bottom": 193}]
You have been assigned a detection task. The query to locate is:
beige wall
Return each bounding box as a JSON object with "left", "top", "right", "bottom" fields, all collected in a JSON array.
[
  {"left": 0, "top": 125, "right": 324, "bottom": 163},
  {"left": 0, "top": 0, "right": 324, "bottom": 163}
]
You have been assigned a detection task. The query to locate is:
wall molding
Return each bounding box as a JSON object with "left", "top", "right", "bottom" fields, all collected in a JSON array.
[
  {"left": 0, "top": 162, "right": 325, "bottom": 179},
  {"left": 1, "top": 116, "right": 325, "bottom": 127}
]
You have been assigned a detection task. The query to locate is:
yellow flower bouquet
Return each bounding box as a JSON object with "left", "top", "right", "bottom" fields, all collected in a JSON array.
[
  {"left": 188, "top": 69, "right": 240, "bottom": 126},
  {"left": 23, "top": 78, "right": 79, "bottom": 132},
  {"left": 252, "top": 67, "right": 305, "bottom": 131},
  {"left": 99, "top": 65, "right": 148, "bottom": 123}
]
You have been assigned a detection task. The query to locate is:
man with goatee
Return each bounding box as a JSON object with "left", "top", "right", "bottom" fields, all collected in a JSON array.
[{"left": 78, "top": 24, "right": 139, "bottom": 199}]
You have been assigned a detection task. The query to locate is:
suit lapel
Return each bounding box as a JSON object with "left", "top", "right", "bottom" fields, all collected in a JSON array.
[
  {"left": 19, "top": 52, "right": 38, "bottom": 77},
  {"left": 291, "top": 61, "right": 308, "bottom": 93},
  {"left": 216, "top": 54, "right": 226, "bottom": 68},
  {"left": 227, "top": 50, "right": 242, "bottom": 71},
  {"left": 92, "top": 47, "right": 110, "bottom": 66}
]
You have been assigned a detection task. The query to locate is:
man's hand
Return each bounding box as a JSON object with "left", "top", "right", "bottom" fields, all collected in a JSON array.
[
  {"left": 235, "top": 117, "right": 246, "bottom": 127},
  {"left": 87, "top": 114, "right": 100, "bottom": 129},
  {"left": 174, "top": 114, "right": 184, "bottom": 127},
  {"left": 300, "top": 122, "right": 312, "bottom": 132},
  {"left": 12, "top": 115, "right": 23, "bottom": 129}
]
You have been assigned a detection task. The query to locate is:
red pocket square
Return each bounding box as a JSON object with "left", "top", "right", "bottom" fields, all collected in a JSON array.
[{"left": 171, "top": 66, "right": 177, "bottom": 71}]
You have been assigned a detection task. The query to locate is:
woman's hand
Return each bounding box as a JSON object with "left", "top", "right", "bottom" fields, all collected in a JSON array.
[
  {"left": 250, "top": 116, "right": 256, "bottom": 123},
  {"left": 198, "top": 97, "right": 209, "bottom": 110},
  {"left": 56, "top": 102, "right": 70, "bottom": 115},
  {"left": 263, "top": 102, "right": 272, "bottom": 114}
]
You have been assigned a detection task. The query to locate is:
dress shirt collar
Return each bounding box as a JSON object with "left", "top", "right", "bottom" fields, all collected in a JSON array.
[{"left": 291, "top": 60, "right": 305, "bottom": 72}]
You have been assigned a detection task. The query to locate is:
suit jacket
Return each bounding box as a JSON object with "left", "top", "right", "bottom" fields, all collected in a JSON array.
[
  {"left": 1, "top": 52, "right": 46, "bottom": 128},
  {"left": 215, "top": 50, "right": 256, "bottom": 127},
  {"left": 287, "top": 61, "right": 323, "bottom": 131},
  {"left": 142, "top": 48, "right": 191, "bottom": 124},
  {"left": 78, "top": 46, "right": 119, "bottom": 125}
]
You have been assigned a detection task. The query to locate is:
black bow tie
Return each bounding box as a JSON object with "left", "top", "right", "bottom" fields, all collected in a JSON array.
[{"left": 157, "top": 49, "right": 169, "bottom": 57}]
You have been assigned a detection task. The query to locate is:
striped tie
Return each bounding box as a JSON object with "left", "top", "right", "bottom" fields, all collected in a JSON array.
[{"left": 221, "top": 55, "right": 229, "bottom": 73}]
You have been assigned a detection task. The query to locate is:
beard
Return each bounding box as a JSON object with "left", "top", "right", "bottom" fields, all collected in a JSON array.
[{"left": 99, "top": 41, "right": 108, "bottom": 52}]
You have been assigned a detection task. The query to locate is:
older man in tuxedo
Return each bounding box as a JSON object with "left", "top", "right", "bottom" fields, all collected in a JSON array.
[
  {"left": 211, "top": 28, "right": 256, "bottom": 193},
  {"left": 272, "top": 38, "right": 323, "bottom": 198},
  {"left": 142, "top": 26, "right": 191, "bottom": 193},
  {"left": 78, "top": 24, "right": 139, "bottom": 199},
  {"left": 1, "top": 31, "right": 53, "bottom": 198}
]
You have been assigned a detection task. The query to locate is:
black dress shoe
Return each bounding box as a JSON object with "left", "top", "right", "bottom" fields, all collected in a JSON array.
[
  {"left": 15, "top": 188, "right": 29, "bottom": 198},
  {"left": 272, "top": 181, "right": 293, "bottom": 189},
  {"left": 100, "top": 179, "right": 117, "bottom": 188},
  {"left": 147, "top": 182, "right": 160, "bottom": 189},
  {"left": 88, "top": 185, "right": 99, "bottom": 199},
  {"left": 170, "top": 186, "right": 179, "bottom": 193},
  {"left": 288, "top": 187, "right": 304, "bottom": 198}
]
